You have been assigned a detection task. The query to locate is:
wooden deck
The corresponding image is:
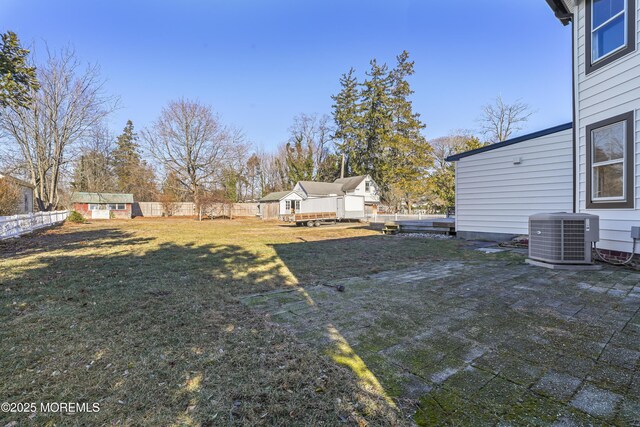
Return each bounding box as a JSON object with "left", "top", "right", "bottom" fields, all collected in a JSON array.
[{"left": 392, "top": 218, "right": 456, "bottom": 235}]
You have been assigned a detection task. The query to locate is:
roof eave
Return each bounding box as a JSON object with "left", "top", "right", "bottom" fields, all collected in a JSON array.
[
  {"left": 545, "top": 0, "right": 573, "bottom": 25},
  {"left": 446, "top": 122, "right": 573, "bottom": 162}
]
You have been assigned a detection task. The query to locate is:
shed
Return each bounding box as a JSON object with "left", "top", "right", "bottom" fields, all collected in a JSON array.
[
  {"left": 446, "top": 123, "right": 574, "bottom": 241},
  {"left": 259, "top": 191, "right": 292, "bottom": 220},
  {"left": 0, "top": 172, "right": 35, "bottom": 214},
  {"left": 71, "top": 192, "right": 134, "bottom": 219}
]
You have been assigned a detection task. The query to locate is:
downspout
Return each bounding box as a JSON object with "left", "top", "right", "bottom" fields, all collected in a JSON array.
[{"left": 571, "top": 12, "right": 577, "bottom": 213}]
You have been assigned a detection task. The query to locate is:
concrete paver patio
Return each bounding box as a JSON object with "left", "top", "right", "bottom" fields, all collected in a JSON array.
[{"left": 243, "top": 259, "right": 640, "bottom": 425}]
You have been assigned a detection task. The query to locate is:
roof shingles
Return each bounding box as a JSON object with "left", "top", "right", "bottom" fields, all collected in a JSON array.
[{"left": 71, "top": 192, "right": 134, "bottom": 204}]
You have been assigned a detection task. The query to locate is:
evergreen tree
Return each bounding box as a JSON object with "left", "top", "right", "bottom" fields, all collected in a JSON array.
[
  {"left": 285, "top": 137, "right": 314, "bottom": 184},
  {"left": 111, "top": 120, "right": 157, "bottom": 200},
  {"left": 428, "top": 134, "right": 483, "bottom": 209},
  {"left": 331, "top": 68, "right": 359, "bottom": 177},
  {"left": 222, "top": 169, "right": 240, "bottom": 202},
  {"left": 0, "top": 31, "right": 39, "bottom": 109},
  {"left": 112, "top": 120, "right": 141, "bottom": 188},
  {"left": 357, "top": 59, "right": 393, "bottom": 187},
  {"left": 385, "top": 51, "right": 432, "bottom": 211},
  {"left": 330, "top": 51, "right": 432, "bottom": 208}
]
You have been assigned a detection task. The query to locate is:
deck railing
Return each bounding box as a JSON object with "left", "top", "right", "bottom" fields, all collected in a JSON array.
[{"left": 0, "top": 210, "right": 69, "bottom": 240}]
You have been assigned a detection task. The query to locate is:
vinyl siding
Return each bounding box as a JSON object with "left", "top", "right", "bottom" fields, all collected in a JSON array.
[
  {"left": 279, "top": 192, "right": 304, "bottom": 214},
  {"left": 575, "top": 0, "right": 640, "bottom": 253},
  {"left": 455, "top": 129, "right": 573, "bottom": 235},
  {"left": 345, "top": 176, "right": 381, "bottom": 204}
]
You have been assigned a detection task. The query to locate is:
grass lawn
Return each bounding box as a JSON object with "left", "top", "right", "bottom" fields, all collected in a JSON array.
[{"left": 0, "top": 218, "right": 521, "bottom": 426}]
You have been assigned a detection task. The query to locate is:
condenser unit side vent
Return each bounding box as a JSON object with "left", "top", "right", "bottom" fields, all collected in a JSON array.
[{"left": 528, "top": 213, "right": 599, "bottom": 265}]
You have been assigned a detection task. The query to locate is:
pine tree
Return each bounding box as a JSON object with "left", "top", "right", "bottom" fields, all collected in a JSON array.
[
  {"left": 112, "top": 120, "right": 141, "bottom": 189},
  {"left": 111, "top": 120, "right": 157, "bottom": 200},
  {"left": 386, "top": 51, "right": 431, "bottom": 211},
  {"left": 329, "top": 51, "right": 431, "bottom": 207},
  {"left": 357, "top": 59, "right": 393, "bottom": 188},
  {"left": 331, "top": 68, "right": 359, "bottom": 177},
  {"left": 0, "top": 31, "right": 39, "bottom": 109}
]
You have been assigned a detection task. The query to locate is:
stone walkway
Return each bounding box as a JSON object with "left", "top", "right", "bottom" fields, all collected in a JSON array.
[{"left": 242, "top": 260, "right": 640, "bottom": 426}]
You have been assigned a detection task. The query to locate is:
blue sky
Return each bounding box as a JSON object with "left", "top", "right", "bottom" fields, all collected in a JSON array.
[{"left": 2, "top": 0, "right": 572, "bottom": 150}]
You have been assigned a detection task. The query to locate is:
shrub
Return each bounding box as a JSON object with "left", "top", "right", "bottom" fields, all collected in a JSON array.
[
  {"left": 67, "top": 211, "right": 85, "bottom": 223},
  {"left": 0, "top": 178, "right": 21, "bottom": 216}
]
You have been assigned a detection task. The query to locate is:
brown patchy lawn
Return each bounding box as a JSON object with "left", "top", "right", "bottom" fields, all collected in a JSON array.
[{"left": 0, "top": 218, "right": 520, "bottom": 426}]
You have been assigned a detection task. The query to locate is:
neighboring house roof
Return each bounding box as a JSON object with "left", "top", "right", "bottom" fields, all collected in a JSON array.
[
  {"left": 545, "top": 0, "right": 572, "bottom": 25},
  {"left": 446, "top": 123, "right": 573, "bottom": 162},
  {"left": 71, "top": 192, "right": 134, "bottom": 204},
  {"left": 297, "top": 181, "right": 345, "bottom": 196},
  {"left": 334, "top": 175, "right": 367, "bottom": 192},
  {"left": 260, "top": 191, "right": 293, "bottom": 202},
  {"left": 0, "top": 172, "right": 35, "bottom": 189}
]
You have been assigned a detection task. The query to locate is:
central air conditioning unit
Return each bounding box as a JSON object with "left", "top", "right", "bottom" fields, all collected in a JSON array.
[{"left": 527, "top": 212, "right": 599, "bottom": 266}]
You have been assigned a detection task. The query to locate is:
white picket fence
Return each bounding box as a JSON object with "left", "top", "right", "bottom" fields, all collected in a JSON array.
[{"left": 0, "top": 210, "right": 69, "bottom": 240}]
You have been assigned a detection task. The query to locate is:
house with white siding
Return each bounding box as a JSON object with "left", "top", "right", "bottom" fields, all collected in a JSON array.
[
  {"left": 447, "top": 124, "right": 574, "bottom": 241},
  {"left": 293, "top": 175, "right": 381, "bottom": 206},
  {"left": 259, "top": 175, "right": 380, "bottom": 219},
  {"left": 448, "top": 0, "right": 640, "bottom": 256}
]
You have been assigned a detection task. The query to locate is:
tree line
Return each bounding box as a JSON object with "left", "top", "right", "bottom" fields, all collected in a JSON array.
[{"left": 0, "top": 31, "right": 532, "bottom": 215}]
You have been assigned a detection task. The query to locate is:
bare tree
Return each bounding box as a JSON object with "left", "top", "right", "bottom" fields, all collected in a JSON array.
[
  {"left": 430, "top": 131, "right": 482, "bottom": 169},
  {"left": 0, "top": 47, "right": 118, "bottom": 210},
  {"left": 284, "top": 113, "right": 337, "bottom": 184},
  {"left": 71, "top": 124, "right": 116, "bottom": 193},
  {"left": 478, "top": 96, "right": 533, "bottom": 143},
  {"left": 142, "top": 99, "right": 247, "bottom": 214},
  {"left": 253, "top": 147, "right": 288, "bottom": 195}
]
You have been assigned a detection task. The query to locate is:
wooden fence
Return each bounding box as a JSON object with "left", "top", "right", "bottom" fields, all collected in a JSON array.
[
  {"left": 0, "top": 210, "right": 69, "bottom": 240},
  {"left": 133, "top": 202, "right": 258, "bottom": 218}
]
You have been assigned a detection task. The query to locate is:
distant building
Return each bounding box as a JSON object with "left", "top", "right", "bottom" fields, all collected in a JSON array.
[
  {"left": 71, "top": 192, "right": 134, "bottom": 219},
  {"left": 259, "top": 175, "right": 381, "bottom": 219},
  {"left": 0, "top": 172, "right": 35, "bottom": 214}
]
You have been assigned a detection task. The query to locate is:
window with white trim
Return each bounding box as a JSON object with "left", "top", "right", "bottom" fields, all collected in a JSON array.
[
  {"left": 285, "top": 200, "right": 300, "bottom": 211},
  {"left": 592, "top": 122, "right": 625, "bottom": 199},
  {"left": 587, "top": 0, "right": 635, "bottom": 73},
  {"left": 592, "top": 0, "right": 626, "bottom": 61},
  {"left": 586, "top": 111, "right": 634, "bottom": 208}
]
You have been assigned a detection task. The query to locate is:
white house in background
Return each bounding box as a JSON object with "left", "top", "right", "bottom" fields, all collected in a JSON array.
[
  {"left": 334, "top": 175, "right": 381, "bottom": 205},
  {"left": 293, "top": 175, "right": 381, "bottom": 206},
  {"left": 259, "top": 175, "right": 381, "bottom": 219},
  {"left": 258, "top": 190, "right": 304, "bottom": 220},
  {"left": 0, "top": 172, "right": 34, "bottom": 214},
  {"left": 448, "top": 0, "right": 640, "bottom": 255},
  {"left": 447, "top": 124, "right": 574, "bottom": 241}
]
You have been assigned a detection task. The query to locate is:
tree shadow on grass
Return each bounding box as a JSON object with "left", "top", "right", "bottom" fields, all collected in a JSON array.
[
  {"left": 0, "top": 230, "right": 401, "bottom": 425},
  {"left": 0, "top": 226, "right": 155, "bottom": 261}
]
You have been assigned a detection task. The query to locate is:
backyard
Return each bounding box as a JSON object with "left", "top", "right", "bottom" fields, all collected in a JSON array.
[{"left": 0, "top": 218, "right": 639, "bottom": 426}]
